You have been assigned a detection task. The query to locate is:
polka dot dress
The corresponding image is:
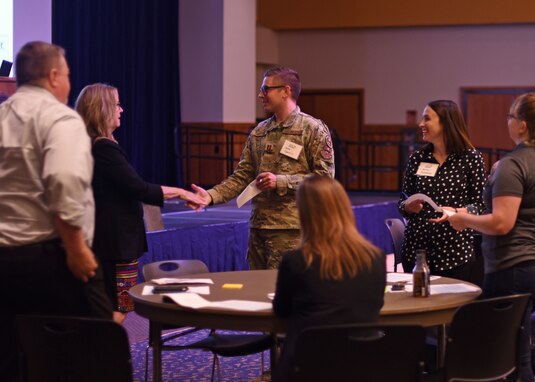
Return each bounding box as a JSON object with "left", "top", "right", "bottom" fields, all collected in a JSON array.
[{"left": 399, "top": 147, "right": 486, "bottom": 272}]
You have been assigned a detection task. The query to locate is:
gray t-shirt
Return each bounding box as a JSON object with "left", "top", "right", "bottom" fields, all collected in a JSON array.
[{"left": 482, "top": 143, "right": 535, "bottom": 273}]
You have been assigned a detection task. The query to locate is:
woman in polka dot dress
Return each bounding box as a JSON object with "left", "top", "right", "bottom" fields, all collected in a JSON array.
[{"left": 399, "top": 100, "right": 486, "bottom": 281}]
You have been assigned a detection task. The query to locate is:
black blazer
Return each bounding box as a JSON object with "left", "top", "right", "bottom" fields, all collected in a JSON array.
[{"left": 91, "top": 139, "right": 163, "bottom": 261}]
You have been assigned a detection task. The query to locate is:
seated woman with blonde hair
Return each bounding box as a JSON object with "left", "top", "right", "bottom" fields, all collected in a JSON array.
[{"left": 273, "top": 175, "right": 386, "bottom": 381}]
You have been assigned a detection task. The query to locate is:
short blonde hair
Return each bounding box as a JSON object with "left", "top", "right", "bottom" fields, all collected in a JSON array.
[
  {"left": 75, "top": 83, "right": 117, "bottom": 140},
  {"left": 297, "top": 175, "right": 382, "bottom": 280}
]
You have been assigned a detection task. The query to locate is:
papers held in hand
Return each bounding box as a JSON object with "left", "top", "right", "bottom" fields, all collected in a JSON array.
[
  {"left": 236, "top": 180, "right": 262, "bottom": 208},
  {"left": 404, "top": 193, "right": 455, "bottom": 216}
]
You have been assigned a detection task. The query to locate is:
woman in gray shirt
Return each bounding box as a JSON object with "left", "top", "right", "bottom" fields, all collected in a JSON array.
[{"left": 448, "top": 93, "right": 535, "bottom": 382}]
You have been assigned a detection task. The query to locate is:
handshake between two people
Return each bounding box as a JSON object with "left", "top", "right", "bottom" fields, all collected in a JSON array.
[
  {"left": 160, "top": 184, "right": 211, "bottom": 211},
  {"left": 161, "top": 172, "right": 278, "bottom": 212}
]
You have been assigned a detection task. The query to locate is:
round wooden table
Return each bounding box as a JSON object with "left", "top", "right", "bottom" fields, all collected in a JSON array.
[{"left": 130, "top": 269, "right": 481, "bottom": 382}]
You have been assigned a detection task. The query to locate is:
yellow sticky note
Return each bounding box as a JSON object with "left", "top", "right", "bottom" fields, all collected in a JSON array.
[{"left": 222, "top": 283, "right": 243, "bottom": 289}]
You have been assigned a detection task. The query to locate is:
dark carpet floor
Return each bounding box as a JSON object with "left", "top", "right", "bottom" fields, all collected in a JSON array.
[{"left": 125, "top": 314, "right": 270, "bottom": 382}]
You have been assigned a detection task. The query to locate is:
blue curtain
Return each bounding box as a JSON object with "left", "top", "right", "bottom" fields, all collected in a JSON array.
[{"left": 52, "top": 0, "right": 181, "bottom": 185}]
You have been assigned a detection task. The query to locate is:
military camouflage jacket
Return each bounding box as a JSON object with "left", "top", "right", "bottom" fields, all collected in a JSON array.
[{"left": 207, "top": 107, "right": 335, "bottom": 229}]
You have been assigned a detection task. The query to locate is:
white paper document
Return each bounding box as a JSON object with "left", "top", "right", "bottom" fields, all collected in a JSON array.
[
  {"left": 164, "top": 293, "right": 272, "bottom": 311},
  {"left": 151, "top": 278, "right": 214, "bottom": 285},
  {"left": 387, "top": 273, "right": 441, "bottom": 283},
  {"left": 387, "top": 273, "right": 414, "bottom": 283},
  {"left": 236, "top": 180, "right": 262, "bottom": 208},
  {"left": 404, "top": 193, "right": 455, "bottom": 216},
  {"left": 404, "top": 283, "right": 480, "bottom": 294}
]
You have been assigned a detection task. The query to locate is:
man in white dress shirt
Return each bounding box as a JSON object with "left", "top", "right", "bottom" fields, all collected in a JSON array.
[{"left": 0, "top": 41, "right": 112, "bottom": 382}]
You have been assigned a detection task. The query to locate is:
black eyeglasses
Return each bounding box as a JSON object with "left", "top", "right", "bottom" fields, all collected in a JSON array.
[{"left": 260, "top": 85, "right": 287, "bottom": 95}]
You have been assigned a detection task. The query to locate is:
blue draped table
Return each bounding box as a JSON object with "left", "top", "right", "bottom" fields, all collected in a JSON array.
[{"left": 139, "top": 201, "right": 403, "bottom": 280}]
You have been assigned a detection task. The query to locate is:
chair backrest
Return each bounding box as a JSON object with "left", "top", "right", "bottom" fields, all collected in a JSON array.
[
  {"left": 443, "top": 293, "right": 531, "bottom": 381},
  {"left": 384, "top": 218, "right": 406, "bottom": 272},
  {"left": 142, "top": 203, "right": 164, "bottom": 232},
  {"left": 142, "top": 259, "right": 209, "bottom": 281},
  {"left": 293, "top": 324, "right": 426, "bottom": 382},
  {"left": 16, "top": 315, "right": 133, "bottom": 382}
]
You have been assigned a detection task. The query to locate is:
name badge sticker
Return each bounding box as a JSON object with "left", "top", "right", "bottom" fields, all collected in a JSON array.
[
  {"left": 280, "top": 140, "right": 303, "bottom": 160},
  {"left": 416, "top": 162, "right": 439, "bottom": 177}
]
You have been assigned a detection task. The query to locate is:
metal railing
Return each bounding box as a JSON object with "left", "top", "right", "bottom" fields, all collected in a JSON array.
[{"left": 177, "top": 125, "right": 511, "bottom": 192}]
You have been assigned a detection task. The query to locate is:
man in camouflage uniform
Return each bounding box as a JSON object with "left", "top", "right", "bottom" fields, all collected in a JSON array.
[{"left": 192, "top": 67, "right": 334, "bottom": 269}]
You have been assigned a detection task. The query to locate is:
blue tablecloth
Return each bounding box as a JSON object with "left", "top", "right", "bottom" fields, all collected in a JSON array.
[
  {"left": 138, "top": 201, "right": 403, "bottom": 281},
  {"left": 353, "top": 201, "right": 403, "bottom": 255}
]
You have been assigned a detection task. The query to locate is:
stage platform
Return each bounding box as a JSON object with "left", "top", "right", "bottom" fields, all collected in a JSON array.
[{"left": 139, "top": 192, "right": 402, "bottom": 280}]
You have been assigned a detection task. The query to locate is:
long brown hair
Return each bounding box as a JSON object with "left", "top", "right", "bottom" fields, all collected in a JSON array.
[
  {"left": 427, "top": 100, "right": 474, "bottom": 154},
  {"left": 75, "top": 83, "right": 117, "bottom": 140},
  {"left": 297, "top": 175, "right": 382, "bottom": 280}
]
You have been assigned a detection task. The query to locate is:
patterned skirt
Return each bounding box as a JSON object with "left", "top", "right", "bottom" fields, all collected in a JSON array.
[{"left": 116, "top": 259, "right": 139, "bottom": 313}]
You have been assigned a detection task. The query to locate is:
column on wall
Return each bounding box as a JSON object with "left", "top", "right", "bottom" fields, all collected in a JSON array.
[{"left": 179, "top": 0, "right": 256, "bottom": 186}]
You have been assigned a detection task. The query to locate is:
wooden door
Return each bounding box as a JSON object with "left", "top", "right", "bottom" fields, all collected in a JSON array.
[
  {"left": 298, "top": 90, "right": 364, "bottom": 189},
  {"left": 298, "top": 89, "right": 363, "bottom": 141},
  {"left": 461, "top": 87, "right": 535, "bottom": 151}
]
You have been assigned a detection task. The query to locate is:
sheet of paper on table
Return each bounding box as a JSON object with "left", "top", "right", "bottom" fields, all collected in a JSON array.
[
  {"left": 164, "top": 293, "right": 272, "bottom": 311},
  {"left": 236, "top": 180, "right": 261, "bottom": 208},
  {"left": 151, "top": 278, "right": 213, "bottom": 285},
  {"left": 387, "top": 273, "right": 441, "bottom": 283},
  {"left": 404, "top": 283, "right": 480, "bottom": 294}
]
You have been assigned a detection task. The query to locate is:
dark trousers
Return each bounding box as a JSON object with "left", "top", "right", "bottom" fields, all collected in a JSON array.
[
  {"left": 483, "top": 265, "right": 535, "bottom": 382},
  {"left": 0, "top": 239, "right": 112, "bottom": 382}
]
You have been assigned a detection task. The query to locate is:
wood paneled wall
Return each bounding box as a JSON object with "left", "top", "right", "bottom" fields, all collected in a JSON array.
[
  {"left": 461, "top": 87, "right": 535, "bottom": 152},
  {"left": 258, "top": 0, "right": 535, "bottom": 30},
  {"left": 180, "top": 123, "right": 251, "bottom": 186},
  {"left": 0, "top": 77, "right": 16, "bottom": 101}
]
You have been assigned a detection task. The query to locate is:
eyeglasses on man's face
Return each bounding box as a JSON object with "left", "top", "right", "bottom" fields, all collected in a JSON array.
[{"left": 259, "top": 85, "right": 287, "bottom": 95}]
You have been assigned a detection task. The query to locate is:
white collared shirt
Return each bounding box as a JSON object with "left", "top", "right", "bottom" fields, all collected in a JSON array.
[{"left": 0, "top": 85, "right": 94, "bottom": 246}]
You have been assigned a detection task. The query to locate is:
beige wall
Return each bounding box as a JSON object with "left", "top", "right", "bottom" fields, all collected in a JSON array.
[
  {"left": 13, "top": 0, "right": 51, "bottom": 65},
  {"left": 269, "top": 24, "right": 535, "bottom": 124},
  {"left": 180, "top": 0, "right": 256, "bottom": 124}
]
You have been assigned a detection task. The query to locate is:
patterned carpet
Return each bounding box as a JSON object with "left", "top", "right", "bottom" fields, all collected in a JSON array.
[{"left": 126, "top": 315, "right": 271, "bottom": 382}]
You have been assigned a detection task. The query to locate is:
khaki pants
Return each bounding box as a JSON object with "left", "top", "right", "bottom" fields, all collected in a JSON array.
[{"left": 247, "top": 228, "right": 300, "bottom": 270}]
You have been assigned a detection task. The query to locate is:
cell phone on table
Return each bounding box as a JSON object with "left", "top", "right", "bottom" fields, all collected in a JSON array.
[{"left": 152, "top": 285, "right": 189, "bottom": 294}]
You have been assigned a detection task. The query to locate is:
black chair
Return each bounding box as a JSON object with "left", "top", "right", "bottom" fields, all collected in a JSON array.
[
  {"left": 293, "top": 324, "right": 426, "bottom": 382},
  {"left": 142, "top": 260, "right": 274, "bottom": 381},
  {"left": 429, "top": 293, "right": 531, "bottom": 382},
  {"left": 15, "top": 315, "right": 132, "bottom": 382},
  {"left": 385, "top": 218, "right": 406, "bottom": 272}
]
